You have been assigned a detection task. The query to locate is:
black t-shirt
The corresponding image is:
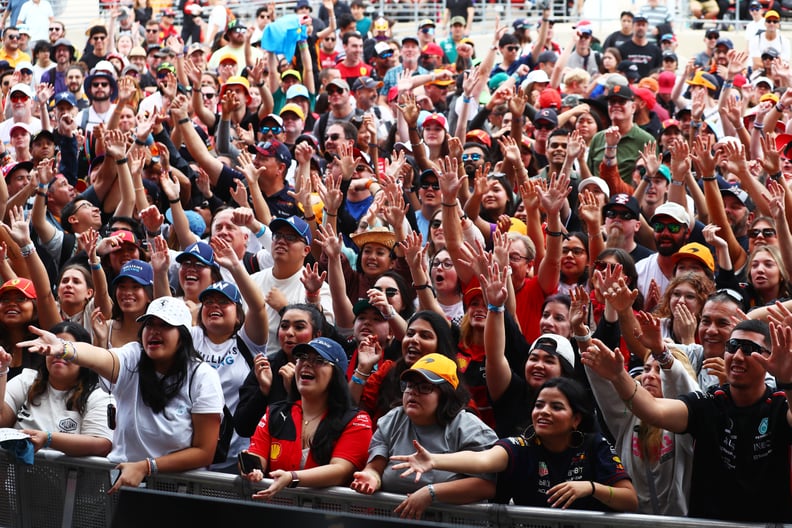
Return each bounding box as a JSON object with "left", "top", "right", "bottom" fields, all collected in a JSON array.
[
  {"left": 602, "top": 30, "right": 632, "bottom": 50},
  {"left": 617, "top": 40, "right": 662, "bottom": 78},
  {"left": 630, "top": 243, "right": 654, "bottom": 263},
  {"left": 445, "top": 0, "right": 473, "bottom": 20},
  {"left": 681, "top": 386, "right": 792, "bottom": 522}
]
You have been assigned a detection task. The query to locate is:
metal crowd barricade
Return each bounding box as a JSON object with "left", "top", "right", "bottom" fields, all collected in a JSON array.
[{"left": 0, "top": 450, "right": 772, "bottom": 528}]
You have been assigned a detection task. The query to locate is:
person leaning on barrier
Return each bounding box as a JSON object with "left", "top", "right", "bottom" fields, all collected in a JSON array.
[{"left": 19, "top": 296, "right": 224, "bottom": 494}]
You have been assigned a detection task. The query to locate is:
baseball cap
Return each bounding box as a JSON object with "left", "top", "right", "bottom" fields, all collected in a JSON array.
[
  {"left": 286, "top": 84, "right": 310, "bottom": 100},
  {"left": 450, "top": 16, "right": 466, "bottom": 26},
  {"left": 686, "top": 70, "right": 717, "bottom": 91},
  {"left": 419, "top": 18, "right": 436, "bottom": 28},
  {"left": 270, "top": 215, "right": 312, "bottom": 244},
  {"left": 128, "top": 46, "right": 146, "bottom": 58},
  {"left": 660, "top": 33, "right": 676, "bottom": 42},
  {"left": 661, "top": 118, "right": 682, "bottom": 132},
  {"left": 539, "top": 88, "right": 562, "bottom": 110},
  {"left": 2, "top": 161, "right": 33, "bottom": 180},
  {"left": 249, "top": 139, "right": 292, "bottom": 165},
  {"left": 662, "top": 50, "right": 678, "bottom": 62},
  {"left": 466, "top": 129, "right": 492, "bottom": 148},
  {"left": 14, "top": 61, "right": 32, "bottom": 74},
  {"left": 0, "top": 278, "right": 36, "bottom": 299},
  {"left": 9, "top": 83, "right": 34, "bottom": 98},
  {"left": 199, "top": 280, "right": 242, "bottom": 304},
  {"left": 280, "top": 103, "right": 306, "bottom": 120},
  {"left": 136, "top": 296, "right": 192, "bottom": 330},
  {"left": 617, "top": 61, "right": 640, "bottom": 81},
  {"left": 658, "top": 71, "right": 676, "bottom": 94},
  {"left": 633, "top": 14, "right": 648, "bottom": 23},
  {"left": 537, "top": 50, "right": 558, "bottom": 63},
  {"left": 578, "top": 176, "right": 610, "bottom": 199},
  {"left": 281, "top": 69, "right": 302, "bottom": 82},
  {"left": 529, "top": 334, "right": 575, "bottom": 370},
  {"left": 216, "top": 53, "right": 237, "bottom": 65},
  {"left": 651, "top": 201, "right": 690, "bottom": 226},
  {"left": 422, "top": 42, "right": 444, "bottom": 57},
  {"left": 53, "top": 91, "right": 77, "bottom": 108},
  {"left": 327, "top": 78, "right": 350, "bottom": 92},
  {"left": 421, "top": 112, "right": 447, "bottom": 129},
  {"left": 721, "top": 186, "right": 750, "bottom": 207},
  {"left": 753, "top": 76, "right": 774, "bottom": 90},
  {"left": 535, "top": 108, "right": 558, "bottom": 127},
  {"left": 401, "top": 353, "right": 459, "bottom": 389},
  {"left": 603, "top": 193, "right": 640, "bottom": 217},
  {"left": 352, "top": 76, "right": 383, "bottom": 91},
  {"left": 175, "top": 241, "right": 217, "bottom": 268},
  {"left": 672, "top": 242, "right": 715, "bottom": 273},
  {"left": 705, "top": 28, "right": 720, "bottom": 38},
  {"left": 261, "top": 112, "right": 285, "bottom": 128},
  {"left": 765, "top": 9, "right": 780, "bottom": 19},
  {"left": 113, "top": 259, "right": 153, "bottom": 287},
  {"left": 762, "top": 47, "right": 781, "bottom": 59},
  {"left": 632, "top": 87, "right": 656, "bottom": 109},
  {"left": 715, "top": 38, "right": 734, "bottom": 50},
  {"left": 293, "top": 337, "right": 348, "bottom": 373},
  {"left": 513, "top": 17, "right": 530, "bottom": 29},
  {"left": 374, "top": 42, "right": 391, "bottom": 56},
  {"left": 606, "top": 84, "right": 634, "bottom": 100}
]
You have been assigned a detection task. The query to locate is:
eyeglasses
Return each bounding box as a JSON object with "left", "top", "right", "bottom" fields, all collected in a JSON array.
[
  {"left": 201, "top": 92, "right": 217, "bottom": 99},
  {"left": 260, "top": 126, "right": 283, "bottom": 134},
  {"left": 0, "top": 294, "right": 29, "bottom": 304},
  {"left": 181, "top": 259, "right": 209, "bottom": 270},
  {"left": 354, "top": 164, "right": 370, "bottom": 172},
  {"left": 74, "top": 202, "right": 93, "bottom": 213},
  {"left": 432, "top": 259, "right": 454, "bottom": 270},
  {"left": 327, "top": 87, "right": 344, "bottom": 95},
  {"left": 400, "top": 380, "right": 435, "bottom": 394},
  {"left": 327, "top": 133, "right": 343, "bottom": 141},
  {"left": 505, "top": 45, "right": 520, "bottom": 52},
  {"left": 462, "top": 153, "right": 482, "bottom": 162},
  {"left": 92, "top": 82, "right": 109, "bottom": 88},
  {"left": 605, "top": 209, "right": 637, "bottom": 221},
  {"left": 156, "top": 70, "right": 171, "bottom": 79},
  {"left": 562, "top": 247, "right": 586, "bottom": 256},
  {"left": 578, "top": 33, "right": 592, "bottom": 39},
  {"left": 325, "top": 37, "right": 336, "bottom": 41},
  {"left": 146, "top": 28, "right": 159, "bottom": 33},
  {"left": 725, "top": 337, "right": 769, "bottom": 356},
  {"left": 420, "top": 181, "right": 440, "bottom": 191},
  {"left": 202, "top": 296, "right": 234, "bottom": 307},
  {"left": 273, "top": 231, "right": 305, "bottom": 243},
  {"left": 706, "top": 34, "right": 719, "bottom": 39},
  {"left": 5, "top": 34, "right": 19, "bottom": 40},
  {"left": 373, "top": 286, "right": 399, "bottom": 298},
  {"left": 294, "top": 351, "right": 332, "bottom": 367},
  {"left": 548, "top": 141, "right": 568, "bottom": 149},
  {"left": 509, "top": 253, "right": 531, "bottom": 263},
  {"left": 430, "top": 219, "right": 442, "bottom": 229},
  {"left": 749, "top": 228, "right": 777, "bottom": 238},
  {"left": 652, "top": 221, "right": 684, "bottom": 234}
]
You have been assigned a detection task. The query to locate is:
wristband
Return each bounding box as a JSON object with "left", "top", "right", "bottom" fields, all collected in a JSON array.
[
  {"left": 604, "top": 145, "right": 617, "bottom": 150},
  {"left": 145, "top": 229, "right": 160, "bottom": 237},
  {"left": 777, "top": 102, "right": 787, "bottom": 112},
  {"left": 413, "top": 283, "right": 433, "bottom": 290},
  {"left": 0, "top": 367, "right": 8, "bottom": 376},
  {"left": 168, "top": 197, "right": 180, "bottom": 204},
  {"left": 368, "top": 143, "right": 378, "bottom": 150},
  {"left": 177, "top": 117, "right": 190, "bottom": 125},
  {"left": 380, "top": 305, "right": 395, "bottom": 320},
  {"left": 148, "top": 457, "right": 158, "bottom": 475},
  {"left": 354, "top": 368, "right": 371, "bottom": 378},
  {"left": 590, "top": 481, "right": 596, "bottom": 497},
  {"left": 134, "top": 137, "right": 147, "bottom": 146},
  {"left": 351, "top": 375, "right": 366, "bottom": 385},
  {"left": 288, "top": 471, "right": 300, "bottom": 488},
  {"left": 671, "top": 179, "right": 684, "bottom": 186},
  {"left": 255, "top": 225, "right": 266, "bottom": 238},
  {"left": 776, "top": 380, "right": 792, "bottom": 390},
  {"left": 770, "top": 171, "right": 783, "bottom": 180},
  {"left": 722, "top": 80, "right": 734, "bottom": 89},
  {"left": 44, "top": 431, "right": 52, "bottom": 449},
  {"left": 701, "top": 176, "right": 717, "bottom": 181},
  {"left": 90, "top": 261, "right": 102, "bottom": 271},
  {"left": 427, "top": 483, "right": 437, "bottom": 502},
  {"left": 19, "top": 243, "right": 35, "bottom": 257},
  {"left": 753, "top": 122, "right": 764, "bottom": 130},
  {"left": 35, "top": 191, "right": 47, "bottom": 198},
  {"left": 462, "top": 95, "right": 472, "bottom": 103},
  {"left": 441, "top": 202, "right": 457, "bottom": 207},
  {"left": 573, "top": 328, "right": 592, "bottom": 342},
  {"left": 690, "top": 121, "right": 702, "bottom": 129},
  {"left": 365, "top": 179, "right": 375, "bottom": 190},
  {"left": 654, "top": 347, "right": 673, "bottom": 368},
  {"left": 487, "top": 304, "right": 505, "bottom": 312},
  {"left": 37, "top": 182, "right": 49, "bottom": 189},
  {"left": 115, "top": 157, "right": 127, "bottom": 165},
  {"left": 546, "top": 230, "right": 564, "bottom": 237}
]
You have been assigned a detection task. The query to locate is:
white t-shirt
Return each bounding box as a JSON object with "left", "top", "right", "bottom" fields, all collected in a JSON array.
[
  {"left": 17, "top": 0, "right": 54, "bottom": 42},
  {"left": 77, "top": 105, "right": 116, "bottom": 135},
  {"left": 749, "top": 32, "right": 791, "bottom": 61},
  {"left": 4, "top": 368, "right": 114, "bottom": 445},
  {"left": 635, "top": 252, "right": 670, "bottom": 302},
  {"left": 103, "top": 342, "right": 224, "bottom": 463},
  {"left": 206, "top": 5, "right": 228, "bottom": 45},
  {"left": 251, "top": 267, "right": 335, "bottom": 354},
  {"left": 0, "top": 116, "right": 41, "bottom": 144}
]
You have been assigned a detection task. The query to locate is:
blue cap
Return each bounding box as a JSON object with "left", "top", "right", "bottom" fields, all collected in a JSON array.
[
  {"left": 166, "top": 208, "right": 206, "bottom": 238},
  {"left": 286, "top": 84, "right": 310, "bottom": 100},
  {"left": 294, "top": 337, "right": 348, "bottom": 373},
  {"left": 112, "top": 259, "right": 153, "bottom": 287},
  {"left": 248, "top": 139, "right": 292, "bottom": 165},
  {"left": 294, "top": 0, "right": 312, "bottom": 11},
  {"left": 199, "top": 280, "right": 241, "bottom": 303},
  {"left": 53, "top": 91, "right": 77, "bottom": 107},
  {"left": 270, "top": 215, "right": 312, "bottom": 244},
  {"left": 175, "top": 241, "right": 217, "bottom": 268}
]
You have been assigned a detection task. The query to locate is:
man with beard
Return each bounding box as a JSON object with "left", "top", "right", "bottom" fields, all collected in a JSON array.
[
  {"left": 208, "top": 20, "right": 262, "bottom": 75},
  {"left": 616, "top": 15, "right": 661, "bottom": 79},
  {"left": 40, "top": 38, "right": 74, "bottom": 94},
  {"left": 635, "top": 202, "right": 690, "bottom": 301},
  {"left": 380, "top": 36, "right": 428, "bottom": 104},
  {"left": 64, "top": 64, "right": 88, "bottom": 110},
  {"left": 0, "top": 83, "right": 40, "bottom": 143},
  {"left": 351, "top": 76, "right": 380, "bottom": 115},
  {"left": 51, "top": 92, "right": 79, "bottom": 184},
  {"left": 77, "top": 65, "right": 117, "bottom": 134},
  {"left": 313, "top": 79, "right": 362, "bottom": 145},
  {"left": 423, "top": 73, "right": 452, "bottom": 112},
  {"left": 601, "top": 193, "right": 654, "bottom": 262},
  {"left": 721, "top": 187, "right": 752, "bottom": 251},
  {"left": 370, "top": 42, "right": 394, "bottom": 80},
  {"left": 462, "top": 142, "right": 487, "bottom": 179},
  {"left": 0, "top": 27, "right": 30, "bottom": 68},
  {"left": 318, "top": 32, "right": 340, "bottom": 70}
]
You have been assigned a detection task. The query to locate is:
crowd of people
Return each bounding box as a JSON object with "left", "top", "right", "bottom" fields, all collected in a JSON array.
[{"left": 0, "top": 0, "right": 792, "bottom": 523}]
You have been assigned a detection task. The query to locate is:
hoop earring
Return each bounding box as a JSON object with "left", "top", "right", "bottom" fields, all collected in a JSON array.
[
  {"left": 521, "top": 424, "right": 537, "bottom": 443},
  {"left": 570, "top": 429, "right": 585, "bottom": 449}
]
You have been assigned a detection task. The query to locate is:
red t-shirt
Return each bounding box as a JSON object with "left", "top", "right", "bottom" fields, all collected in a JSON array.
[
  {"left": 336, "top": 61, "right": 372, "bottom": 81},
  {"left": 515, "top": 276, "right": 554, "bottom": 345},
  {"left": 318, "top": 50, "right": 340, "bottom": 70},
  {"left": 249, "top": 400, "right": 372, "bottom": 472}
]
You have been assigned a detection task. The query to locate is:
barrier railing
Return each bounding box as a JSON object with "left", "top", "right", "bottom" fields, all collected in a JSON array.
[{"left": 0, "top": 450, "right": 770, "bottom": 528}]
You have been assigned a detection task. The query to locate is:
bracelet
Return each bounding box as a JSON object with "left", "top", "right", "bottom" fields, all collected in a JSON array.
[
  {"left": 546, "top": 230, "right": 564, "bottom": 237},
  {"left": 753, "top": 122, "right": 764, "bottom": 130},
  {"left": 701, "top": 176, "right": 717, "bottom": 181},
  {"left": 427, "top": 483, "right": 437, "bottom": 502},
  {"left": 19, "top": 243, "right": 35, "bottom": 257},
  {"left": 462, "top": 95, "right": 472, "bottom": 103},
  {"left": 590, "top": 481, "right": 596, "bottom": 497},
  {"left": 0, "top": 367, "right": 8, "bottom": 376},
  {"left": 623, "top": 379, "right": 639, "bottom": 414},
  {"left": 654, "top": 347, "right": 673, "bottom": 368},
  {"left": 168, "top": 197, "right": 180, "bottom": 204},
  {"left": 368, "top": 143, "right": 378, "bottom": 149},
  {"left": 35, "top": 191, "right": 47, "bottom": 198},
  {"left": 115, "top": 157, "right": 127, "bottom": 165},
  {"left": 44, "top": 431, "right": 52, "bottom": 449},
  {"left": 325, "top": 211, "right": 337, "bottom": 217},
  {"left": 365, "top": 179, "right": 375, "bottom": 190},
  {"left": 777, "top": 102, "right": 787, "bottom": 112},
  {"left": 305, "top": 290, "right": 320, "bottom": 301},
  {"left": 690, "top": 121, "right": 702, "bottom": 129},
  {"left": 134, "top": 138, "right": 147, "bottom": 146},
  {"left": 177, "top": 117, "right": 190, "bottom": 125},
  {"left": 354, "top": 368, "right": 371, "bottom": 378},
  {"left": 380, "top": 305, "right": 395, "bottom": 320},
  {"left": 441, "top": 202, "right": 457, "bottom": 207},
  {"left": 776, "top": 381, "right": 792, "bottom": 390},
  {"left": 37, "top": 182, "right": 49, "bottom": 189},
  {"left": 573, "top": 328, "right": 592, "bottom": 342},
  {"left": 90, "top": 261, "right": 102, "bottom": 271},
  {"left": 288, "top": 470, "right": 300, "bottom": 488},
  {"left": 135, "top": 187, "right": 145, "bottom": 192},
  {"left": 723, "top": 80, "right": 734, "bottom": 89},
  {"left": 255, "top": 225, "right": 266, "bottom": 238},
  {"left": 487, "top": 304, "right": 505, "bottom": 312},
  {"left": 58, "top": 339, "right": 78, "bottom": 362},
  {"left": 413, "top": 283, "right": 433, "bottom": 290},
  {"left": 145, "top": 229, "right": 160, "bottom": 237},
  {"left": 671, "top": 179, "right": 684, "bottom": 187},
  {"left": 149, "top": 457, "right": 158, "bottom": 475},
  {"left": 351, "top": 375, "right": 366, "bottom": 385},
  {"left": 303, "top": 214, "right": 316, "bottom": 222},
  {"left": 770, "top": 171, "right": 783, "bottom": 181}
]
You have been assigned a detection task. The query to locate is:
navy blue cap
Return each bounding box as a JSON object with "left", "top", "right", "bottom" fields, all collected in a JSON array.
[
  {"left": 53, "top": 91, "right": 77, "bottom": 107},
  {"left": 176, "top": 241, "right": 217, "bottom": 268},
  {"left": 270, "top": 215, "right": 312, "bottom": 244},
  {"left": 293, "top": 337, "right": 348, "bottom": 373},
  {"left": 248, "top": 139, "right": 292, "bottom": 165},
  {"left": 112, "top": 259, "right": 153, "bottom": 287},
  {"left": 199, "top": 280, "right": 241, "bottom": 303}
]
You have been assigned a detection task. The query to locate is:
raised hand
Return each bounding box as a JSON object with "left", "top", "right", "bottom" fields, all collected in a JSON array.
[
  {"left": 634, "top": 311, "right": 664, "bottom": 352},
  {"left": 4, "top": 205, "right": 31, "bottom": 246},
  {"left": 396, "top": 91, "right": 420, "bottom": 127},
  {"left": 581, "top": 338, "right": 626, "bottom": 382},
  {"left": 301, "top": 262, "right": 327, "bottom": 293},
  {"left": 568, "top": 285, "right": 589, "bottom": 330},
  {"left": 638, "top": 141, "right": 660, "bottom": 177},
  {"left": 539, "top": 171, "right": 572, "bottom": 216},
  {"left": 148, "top": 235, "right": 170, "bottom": 276},
  {"left": 210, "top": 235, "right": 241, "bottom": 270},
  {"left": 479, "top": 260, "right": 508, "bottom": 307},
  {"left": 690, "top": 134, "right": 716, "bottom": 177}
]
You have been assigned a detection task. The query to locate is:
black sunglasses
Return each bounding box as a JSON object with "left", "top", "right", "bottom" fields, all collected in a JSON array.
[
  {"left": 430, "top": 219, "right": 442, "bottom": 229},
  {"left": 725, "top": 338, "right": 769, "bottom": 356},
  {"left": 373, "top": 286, "right": 399, "bottom": 298},
  {"left": 749, "top": 228, "right": 777, "bottom": 238},
  {"left": 605, "top": 209, "right": 637, "bottom": 221},
  {"left": 420, "top": 181, "right": 440, "bottom": 191}
]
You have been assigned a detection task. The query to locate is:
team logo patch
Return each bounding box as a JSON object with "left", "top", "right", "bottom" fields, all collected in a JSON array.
[{"left": 270, "top": 443, "right": 282, "bottom": 461}]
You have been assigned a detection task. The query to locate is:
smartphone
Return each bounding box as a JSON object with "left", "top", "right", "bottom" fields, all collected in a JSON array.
[
  {"left": 109, "top": 469, "right": 121, "bottom": 487},
  {"left": 238, "top": 451, "right": 263, "bottom": 473}
]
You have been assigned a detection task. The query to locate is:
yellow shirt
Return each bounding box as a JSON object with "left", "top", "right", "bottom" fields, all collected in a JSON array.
[{"left": 0, "top": 50, "right": 31, "bottom": 68}]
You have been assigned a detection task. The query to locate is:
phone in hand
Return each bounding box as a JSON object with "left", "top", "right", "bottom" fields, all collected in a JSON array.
[
  {"left": 109, "top": 468, "right": 121, "bottom": 487},
  {"left": 238, "top": 451, "right": 263, "bottom": 473}
]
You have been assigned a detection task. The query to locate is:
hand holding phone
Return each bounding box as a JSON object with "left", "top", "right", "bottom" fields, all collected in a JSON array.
[{"left": 238, "top": 451, "right": 263, "bottom": 474}]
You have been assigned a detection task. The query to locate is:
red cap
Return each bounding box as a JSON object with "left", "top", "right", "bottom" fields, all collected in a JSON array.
[
  {"left": 538, "top": 87, "right": 562, "bottom": 110},
  {"left": 658, "top": 71, "right": 676, "bottom": 95},
  {"left": 632, "top": 87, "right": 656, "bottom": 110},
  {"left": 421, "top": 43, "right": 444, "bottom": 57},
  {"left": 0, "top": 278, "right": 37, "bottom": 299},
  {"left": 422, "top": 112, "right": 447, "bottom": 129},
  {"left": 466, "top": 129, "right": 491, "bottom": 148}
]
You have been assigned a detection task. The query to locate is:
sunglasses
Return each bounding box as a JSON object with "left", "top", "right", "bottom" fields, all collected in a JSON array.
[
  {"left": 430, "top": 219, "right": 442, "bottom": 229},
  {"left": 651, "top": 221, "right": 684, "bottom": 234},
  {"left": 373, "top": 286, "right": 399, "bottom": 298},
  {"left": 260, "top": 126, "right": 283, "bottom": 134},
  {"left": 325, "top": 37, "right": 336, "bottom": 41},
  {"left": 605, "top": 209, "right": 637, "bottom": 221},
  {"left": 534, "top": 123, "right": 555, "bottom": 130},
  {"left": 420, "top": 181, "right": 440, "bottom": 191},
  {"left": 146, "top": 29, "right": 158, "bottom": 33},
  {"left": 49, "top": 27, "right": 62, "bottom": 32},
  {"left": 767, "top": 19, "right": 780, "bottom": 23},
  {"left": 725, "top": 337, "right": 769, "bottom": 356},
  {"left": 327, "top": 133, "right": 343, "bottom": 141},
  {"left": 156, "top": 70, "right": 172, "bottom": 79},
  {"left": 379, "top": 51, "right": 394, "bottom": 59},
  {"left": 420, "top": 27, "right": 435, "bottom": 34},
  {"left": 593, "top": 260, "right": 612, "bottom": 271},
  {"left": 505, "top": 45, "right": 520, "bottom": 52},
  {"left": 548, "top": 141, "right": 568, "bottom": 149},
  {"left": 92, "top": 82, "right": 109, "bottom": 88},
  {"left": 9, "top": 93, "right": 28, "bottom": 102},
  {"left": 749, "top": 228, "right": 777, "bottom": 238},
  {"left": 201, "top": 92, "right": 217, "bottom": 99},
  {"left": 5, "top": 34, "right": 19, "bottom": 40},
  {"left": 462, "top": 153, "right": 482, "bottom": 162},
  {"left": 93, "top": 35, "right": 107, "bottom": 41},
  {"left": 327, "top": 87, "right": 344, "bottom": 95},
  {"left": 562, "top": 247, "right": 586, "bottom": 256}
]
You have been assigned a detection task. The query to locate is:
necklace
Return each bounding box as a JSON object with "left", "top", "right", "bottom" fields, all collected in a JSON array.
[{"left": 303, "top": 412, "right": 322, "bottom": 426}]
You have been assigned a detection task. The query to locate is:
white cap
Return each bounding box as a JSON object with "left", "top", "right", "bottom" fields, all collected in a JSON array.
[
  {"left": 136, "top": 297, "right": 193, "bottom": 330},
  {"left": 578, "top": 176, "right": 610, "bottom": 199},
  {"left": 9, "top": 83, "right": 34, "bottom": 98},
  {"left": 522, "top": 70, "right": 550, "bottom": 89},
  {"left": 752, "top": 76, "right": 774, "bottom": 90},
  {"left": 530, "top": 334, "right": 575, "bottom": 369},
  {"left": 652, "top": 201, "right": 691, "bottom": 227},
  {"left": 14, "top": 61, "right": 33, "bottom": 73}
]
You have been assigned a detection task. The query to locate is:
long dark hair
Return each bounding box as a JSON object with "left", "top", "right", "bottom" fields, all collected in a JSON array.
[
  {"left": 536, "top": 377, "right": 595, "bottom": 433},
  {"left": 377, "top": 270, "right": 416, "bottom": 320},
  {"left": 28, "top": 322, "right": 98, "bottom": 415},
  {"left": 596, "top": 248, "right": 644, "bottom": 310},
  {"left": 403, "top": 369, "right": 471, "bottom": 427},
  {"left": 377, "top": 311, "right": 456, "bottom": 415},
  {"left": 560, "top": 232, "right": 589, "bottom": 286},
  {"left": 287, "top": 365, "right": 354, "bottom": 465},
  {"left": 137, "top": 324, "right": 200, "bottom": 414}
]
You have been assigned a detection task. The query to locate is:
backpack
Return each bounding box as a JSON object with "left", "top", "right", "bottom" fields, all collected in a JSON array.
[{"left": 189, "top": 334, "right": 256, "bottom": 465}]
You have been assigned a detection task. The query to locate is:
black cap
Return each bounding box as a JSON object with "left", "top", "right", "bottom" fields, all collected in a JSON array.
[{"left": 606, "top": 84, "right": 634, "bottom": 100}]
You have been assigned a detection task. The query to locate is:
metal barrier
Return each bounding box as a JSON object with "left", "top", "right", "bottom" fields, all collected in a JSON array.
[{"left": 0, "top": 450, "right": 774, "bottom": 528}]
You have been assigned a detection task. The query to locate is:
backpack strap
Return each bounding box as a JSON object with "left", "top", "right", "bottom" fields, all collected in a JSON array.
[{"left": 235, "top": 333, "right": 256, "bottom": 369}]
